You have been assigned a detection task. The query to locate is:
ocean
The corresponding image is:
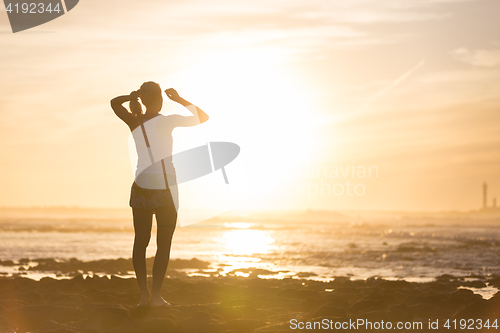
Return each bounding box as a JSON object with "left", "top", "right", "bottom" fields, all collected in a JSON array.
[{"left": 1, "top": 208, "right": 499, "bottom": 284}]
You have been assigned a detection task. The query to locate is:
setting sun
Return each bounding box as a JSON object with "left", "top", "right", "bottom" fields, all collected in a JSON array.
[{"left": 164, "top": 48, "right": 321, "bottom": 210}]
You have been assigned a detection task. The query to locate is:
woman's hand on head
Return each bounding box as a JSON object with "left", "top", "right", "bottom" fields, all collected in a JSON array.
[
  {"left": 129, "top": 91, "right": 143, "bottom": 116},
  {"left": 165, "top": 88, "right": 181, "bottom": 102},
  {"left": 130, "top": 90, "right": 141, "bottom": 100}
]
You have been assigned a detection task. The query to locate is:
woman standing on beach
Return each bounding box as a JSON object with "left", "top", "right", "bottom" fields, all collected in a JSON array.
[{"left": 111, "top": 82, "right": 209, "bottom": 307}]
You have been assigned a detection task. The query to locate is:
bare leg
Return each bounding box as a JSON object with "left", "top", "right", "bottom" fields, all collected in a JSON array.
[
  {"left": 150, "top": 205, "right": 177, "bottom": 306},
  {"left": 132, "top": 208, "right": 154, "bottom": 306}
]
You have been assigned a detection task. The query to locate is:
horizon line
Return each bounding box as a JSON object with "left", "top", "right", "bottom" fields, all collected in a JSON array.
[{"left": 0, "top": 205, "right": 493, "bottom": 214}]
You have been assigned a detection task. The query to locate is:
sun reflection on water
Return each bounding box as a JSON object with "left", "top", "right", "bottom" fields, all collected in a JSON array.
[{"left": 223, "top": 229, "right": 275, "bottom": 255}]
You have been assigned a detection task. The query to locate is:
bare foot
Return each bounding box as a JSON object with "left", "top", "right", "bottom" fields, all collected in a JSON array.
[
  {"left": 149, "top": 295, "right": 171, "bottom": 307},
  {"left": 137, "top": 292, "right": 151, "bottom": 307}
]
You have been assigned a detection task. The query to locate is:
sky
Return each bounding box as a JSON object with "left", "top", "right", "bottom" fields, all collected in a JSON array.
[{"left": 0, "top": 0, "right": 499, "bottom": 212}]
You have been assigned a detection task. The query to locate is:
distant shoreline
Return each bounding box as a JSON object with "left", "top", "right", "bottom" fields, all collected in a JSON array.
[{"left": 1, "top": 206, "right": 499, "bottom": 217}]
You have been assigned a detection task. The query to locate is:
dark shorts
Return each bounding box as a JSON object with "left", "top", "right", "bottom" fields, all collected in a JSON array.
[{"left": 129, "top": 182, "right": 175, "bottom": 210}]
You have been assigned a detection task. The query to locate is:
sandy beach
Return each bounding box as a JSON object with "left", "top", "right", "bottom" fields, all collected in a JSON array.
[{"left": 1, "top": 257, "right": 499, "bottom": 333}]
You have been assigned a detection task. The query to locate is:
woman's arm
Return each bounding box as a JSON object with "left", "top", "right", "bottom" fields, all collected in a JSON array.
[
  {"left": 165, "top": 88, "right": 209, "bottom": 123},
  {"left": 110, "top": 92, "right": 139, "bottom": 128}
]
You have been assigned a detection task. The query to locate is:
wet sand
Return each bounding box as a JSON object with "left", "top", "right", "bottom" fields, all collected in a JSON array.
[{"left": 1, "top": 258, "right": 500, "bottom": 332}]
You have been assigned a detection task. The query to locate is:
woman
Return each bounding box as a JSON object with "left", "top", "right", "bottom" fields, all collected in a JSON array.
[{"left": 111, "top": 82, "right": 209, "bottom": 307}]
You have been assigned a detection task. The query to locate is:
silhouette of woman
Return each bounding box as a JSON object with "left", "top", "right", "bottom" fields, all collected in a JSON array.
[{"left": 111, "top": 82, "right": 209, "bottom": 307}]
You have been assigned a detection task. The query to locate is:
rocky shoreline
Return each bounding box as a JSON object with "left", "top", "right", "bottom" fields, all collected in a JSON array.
[{"left": 1, "top": 261, "right": 499, "bottom": 332}]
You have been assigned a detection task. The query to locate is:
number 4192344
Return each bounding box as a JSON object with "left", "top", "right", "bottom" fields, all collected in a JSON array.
[
  {"left": 444, "top": 319, "right": 498, "bottom": 330},
  {"left": 5, "top": 2, "right": 61, "bottom": 14}
]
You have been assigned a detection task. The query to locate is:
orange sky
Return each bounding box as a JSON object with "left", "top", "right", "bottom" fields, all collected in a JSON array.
[{"left": 0, "top": 0, "right": 499, "bottom": 211}]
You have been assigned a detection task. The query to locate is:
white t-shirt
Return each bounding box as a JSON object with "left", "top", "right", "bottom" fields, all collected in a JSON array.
[{"left": 128, "top": 105, "right": 201, "bottom": 190}]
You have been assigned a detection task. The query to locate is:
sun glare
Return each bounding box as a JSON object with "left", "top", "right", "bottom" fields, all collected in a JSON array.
[
  {"left": 167, "top": 48, "right": 321, "bottom": 210},
  {"left": 223, "top": 229, "right": 275, "bottom": 255}
]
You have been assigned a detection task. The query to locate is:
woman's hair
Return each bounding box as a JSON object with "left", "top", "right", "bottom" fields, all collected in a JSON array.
[
  {"left": 130, "top": 98, "right": 142, "bottom": 116},
  {"left": 140, "top": 81, "right": 163, "bottom": 111}
]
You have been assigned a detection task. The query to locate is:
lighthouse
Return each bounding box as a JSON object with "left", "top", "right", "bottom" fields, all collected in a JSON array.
[
  {"left": 481, "top": 182, "right": 499, "bottom": 213},
  {"left": 483, "top": 182, "right": 487, "bottom": 209}
]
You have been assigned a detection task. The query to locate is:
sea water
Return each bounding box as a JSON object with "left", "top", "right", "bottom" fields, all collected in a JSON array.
[{"left": 1, "top": 208, "right": 499, "bottom": 283}]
